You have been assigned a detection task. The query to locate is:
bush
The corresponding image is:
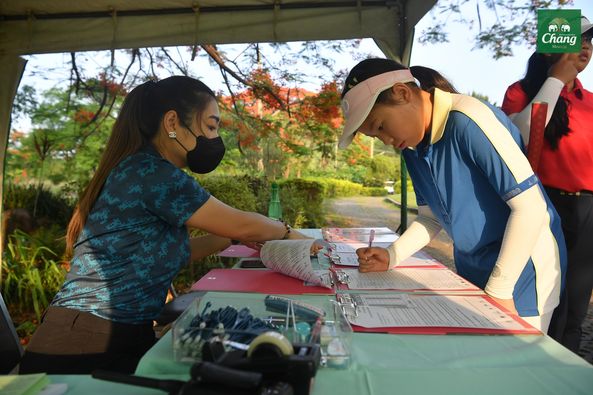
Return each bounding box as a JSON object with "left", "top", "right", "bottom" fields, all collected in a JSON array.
[
  {"left": 359, "top": 155, "right": 398, "bottom": 187},
  {"left": 196, "top": 175, "right": 258, "bottom": 212},
  {"left": 185, "top": 174, "right": 387, "bottom": 237},
  {"left": 194, "top": 175, "right": 331, "bottom": 228},
  {"left": 363, "top": 187, "right": 388, "bottom": 196},
  {"left": 237, "top": 175, "right": 272, "bottom": 216},
  {"left": 1, "top": 230, "right": 67, "bottom": 321},
  {"left": 3, "top": 183, "right": 74, "bottom": 229},
  {"left": 278, "top": 179, "right": 325, "bottom": 228}
]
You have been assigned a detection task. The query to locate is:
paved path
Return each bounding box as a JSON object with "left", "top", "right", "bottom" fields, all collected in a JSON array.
[{"left": 323, "top": 196, "right": 593, "bottom": 364}]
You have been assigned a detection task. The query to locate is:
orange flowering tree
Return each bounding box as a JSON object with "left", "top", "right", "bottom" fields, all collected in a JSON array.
[{"left": 217, "top": 69, "right": 347, "bottom": 179}]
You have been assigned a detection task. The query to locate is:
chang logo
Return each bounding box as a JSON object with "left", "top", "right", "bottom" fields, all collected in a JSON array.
[
  {"left": 547, "top": 17, "right": 570, "bottom": 33},
  {"left": 538, "top": 10, "right": 581, "bottom": 53}
]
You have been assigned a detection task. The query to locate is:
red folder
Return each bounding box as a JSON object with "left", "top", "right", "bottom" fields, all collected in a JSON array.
[
  {"left": 190, "top": 268, "right": 335, "bottom": 295},
  {"left": 350, "top": 324, "right": 540, "bottom": 335},
  {"left": 218, "top": 244, "right": 260, "bottom": 258}
]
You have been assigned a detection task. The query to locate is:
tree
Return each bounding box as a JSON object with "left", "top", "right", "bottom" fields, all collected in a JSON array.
[
  {"left": 12, "top": 1, "right": 574, "bottom": 189},
  {"left": 7, "top": 86, "right": 117, "bottom": 193},
  {"left": 419, "top": 0, "right": 573, "bottom": 59}
]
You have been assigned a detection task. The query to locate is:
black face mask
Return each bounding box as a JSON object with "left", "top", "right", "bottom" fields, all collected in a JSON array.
[{"left": 185, "top": 135, "right": 226, "bottom": 174}]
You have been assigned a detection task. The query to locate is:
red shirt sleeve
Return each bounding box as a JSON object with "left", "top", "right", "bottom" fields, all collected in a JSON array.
[{"left": 501, "top": 81, "right": 529, "bottom": 116}]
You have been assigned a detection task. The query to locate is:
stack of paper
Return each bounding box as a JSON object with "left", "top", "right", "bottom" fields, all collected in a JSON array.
[{"left": 339, "top": 293, "right": 539, "bottom": 335}]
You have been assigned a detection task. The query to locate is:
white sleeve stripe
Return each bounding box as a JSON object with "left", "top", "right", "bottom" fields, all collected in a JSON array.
[{"left": 451, "top": 95, "right": 534, "bottom": 184}]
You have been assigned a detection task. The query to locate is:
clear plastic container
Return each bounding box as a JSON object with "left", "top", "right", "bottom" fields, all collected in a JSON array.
[
  {"left": 319, "top": 301, "right": 353, "bottom": 369},
  {"left": 171, "top": 293, "right": 352, "bottom": 369},
  {"left": 172, "top": 293, "right": 320, "bottom": 363}
]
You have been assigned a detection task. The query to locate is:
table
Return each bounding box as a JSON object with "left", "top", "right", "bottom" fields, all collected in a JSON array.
[
  {"left": 135, "top": 292, "right": 593, "bottom": 395},
  {"left": 51, "top": 229, "right": 593, "bottom": 394},
  {"left": 48, "top": 374, "right": 186, "bottom": 394}
]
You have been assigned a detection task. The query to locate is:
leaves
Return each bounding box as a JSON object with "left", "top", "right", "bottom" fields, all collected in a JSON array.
[{"left": 418, "top": 0, "right": 574, "bottom": 58}]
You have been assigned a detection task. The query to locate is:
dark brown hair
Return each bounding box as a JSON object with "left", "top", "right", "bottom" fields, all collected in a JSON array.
[
  {"left": 341, "top": 58, "right": 458, "bottom": 106},
  {"left": 66, "top": 76, "right": 215, "bottom": 254}
]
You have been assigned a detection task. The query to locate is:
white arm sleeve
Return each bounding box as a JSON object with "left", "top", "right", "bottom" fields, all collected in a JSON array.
[
  {"left": 386, "top": 205, "right": 442, "bottom": 269},
  {"left": 507, "top": 77, "right": 564, "bottom": 145},
  {"left": 484, "top": 185, "right": 548, "bottom": 299}
]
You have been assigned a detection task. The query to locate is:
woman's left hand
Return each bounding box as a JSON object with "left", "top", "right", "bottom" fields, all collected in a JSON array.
[{"left": 286, "top": 229, "right": 309, "bottom": 240}]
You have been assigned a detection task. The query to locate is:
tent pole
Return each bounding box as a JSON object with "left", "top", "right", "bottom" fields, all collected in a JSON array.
[
  {"left": 398, "top": 3, "right": 415, "bottom": 233},
  {"left": 0, "top": 56, "right": 27, "bottom": 285}
]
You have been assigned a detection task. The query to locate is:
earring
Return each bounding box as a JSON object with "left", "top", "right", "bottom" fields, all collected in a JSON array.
[{"left": 168, "top": 130, "right": 177, "bottom": 138}]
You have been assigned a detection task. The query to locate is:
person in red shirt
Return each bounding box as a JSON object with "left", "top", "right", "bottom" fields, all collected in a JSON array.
[{"left": 501, "top": 15, "right": 593, "bottom": 353}]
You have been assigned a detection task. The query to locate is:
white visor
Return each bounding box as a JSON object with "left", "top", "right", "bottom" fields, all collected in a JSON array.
[
  {"left": 583, "top": 16, "right": 593, "bottom": 35},
  {"left": 338, "top": 69, "right": 415, "bottom": 149}
]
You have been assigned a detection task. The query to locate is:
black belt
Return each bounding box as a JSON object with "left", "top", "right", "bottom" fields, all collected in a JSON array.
[{"left": 546, "top": 187, "right": 593, "bottom": 197}]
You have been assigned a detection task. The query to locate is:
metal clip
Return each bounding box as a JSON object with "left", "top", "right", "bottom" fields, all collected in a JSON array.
[{"left": 335, "top": 294, "right": 358, "bottom": 318}]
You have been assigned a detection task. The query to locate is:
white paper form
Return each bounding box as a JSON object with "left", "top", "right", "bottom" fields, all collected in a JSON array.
[
  {"left": 328, "top": 247, "right": 441, "bottom": 268},
  {"left": 348, "top": 294, "right": 526, "bottom": 330},
  {"left": 338, "top": 268, "right": 479, "bottom": 291},
  {"left": 261, "top": 239, "right": 332, "bottom": 288},
  {"left": 329, "top": 242, "right": 392, "bottom": 253},
  {"left": 399, "top": 251, "right": 443, "bottom": 267},
  {"left": 323, "top": 227, "right": 399, "bottom": 243}
]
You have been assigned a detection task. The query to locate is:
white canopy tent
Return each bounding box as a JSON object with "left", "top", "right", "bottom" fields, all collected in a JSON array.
[{"left": 0, "top": 0, "right": 436, "bottom": 240}]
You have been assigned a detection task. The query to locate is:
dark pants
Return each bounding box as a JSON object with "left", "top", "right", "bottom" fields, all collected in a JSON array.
[
  {"left": 19, "top": 306, "right": 156, "bottom": 374},
  {"left": 546, "top": 188, "right": 593, "bottom": 353}
]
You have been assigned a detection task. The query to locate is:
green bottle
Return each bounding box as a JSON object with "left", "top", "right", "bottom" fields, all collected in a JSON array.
[{"left": 268, "top": 182, "right": 283, "bottom": 220}]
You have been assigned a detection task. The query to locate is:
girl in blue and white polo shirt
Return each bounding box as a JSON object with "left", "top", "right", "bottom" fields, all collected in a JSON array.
[{"left": 339, "top": 58, "right": 566, "bottom": 333}]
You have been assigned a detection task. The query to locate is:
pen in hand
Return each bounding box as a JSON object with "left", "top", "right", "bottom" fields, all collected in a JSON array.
[{"left": 368, "top": 229, "right": 375, "bottom": 248}]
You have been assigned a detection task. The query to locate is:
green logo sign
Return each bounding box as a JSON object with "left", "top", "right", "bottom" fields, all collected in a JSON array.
[{"left": 537, "top": 9, "right": 581, "bottom": 53}]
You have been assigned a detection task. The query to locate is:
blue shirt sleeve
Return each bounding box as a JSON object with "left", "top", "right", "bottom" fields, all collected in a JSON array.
[
  {"left": 138, "top": 156, "right": 211, "bottom": 227},
  {"left": 412, "top": 182, "right": 427, "bottom": 206}
]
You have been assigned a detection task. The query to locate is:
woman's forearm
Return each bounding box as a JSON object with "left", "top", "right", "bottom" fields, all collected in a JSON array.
[{"left": 189, "top": 234, "right": 232, "bottom": 261}]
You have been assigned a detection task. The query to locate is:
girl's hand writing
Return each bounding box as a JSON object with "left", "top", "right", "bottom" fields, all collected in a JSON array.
[{"left": 356, "top": 247, "right": 390, "bottom": 272}]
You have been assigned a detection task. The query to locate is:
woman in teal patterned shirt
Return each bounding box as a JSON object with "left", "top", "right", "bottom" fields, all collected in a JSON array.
[{"left": 20, "top": 76, "right": 306, "bottom": 374}]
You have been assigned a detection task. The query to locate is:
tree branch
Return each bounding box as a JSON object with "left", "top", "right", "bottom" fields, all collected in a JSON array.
[
  {"left": 201, "top": 44, "right": 288, "bottom": 112},
  {"left": 160, "top": 47, "right": 189, "bottom": 75}
]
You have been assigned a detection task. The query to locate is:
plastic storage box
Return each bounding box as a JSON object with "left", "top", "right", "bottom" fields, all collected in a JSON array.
[{"left": 172, "top": 292, "right": 352, "bottom": 369}]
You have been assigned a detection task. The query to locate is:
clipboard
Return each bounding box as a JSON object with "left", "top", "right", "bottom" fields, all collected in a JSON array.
[
  {"left": 334, "top": 293, "right": 540, "bottom": 335},
  {"left": 331, "top": 267, "right": 481, "bottom": 292},
  {"left": 322, "top": 227, "right": 399, "bottom": 244},
  {"left": 190, "top": 268, "right": 335, "bottom": 295}
]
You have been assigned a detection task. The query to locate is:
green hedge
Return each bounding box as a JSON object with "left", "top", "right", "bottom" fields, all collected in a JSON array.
[
  {"left": 194, "top": 175, "right": 386, "bottom": 229},
  {"left": 3, "top": 183, "right": 74, "bottom": 228},
  {"left": 197, "top": 175, "right": 258, "bottom": 212}
]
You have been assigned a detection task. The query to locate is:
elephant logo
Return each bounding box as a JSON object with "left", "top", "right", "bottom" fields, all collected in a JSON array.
[{"left": 548, "top": 17, "right": 571, "bottom": 34}]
